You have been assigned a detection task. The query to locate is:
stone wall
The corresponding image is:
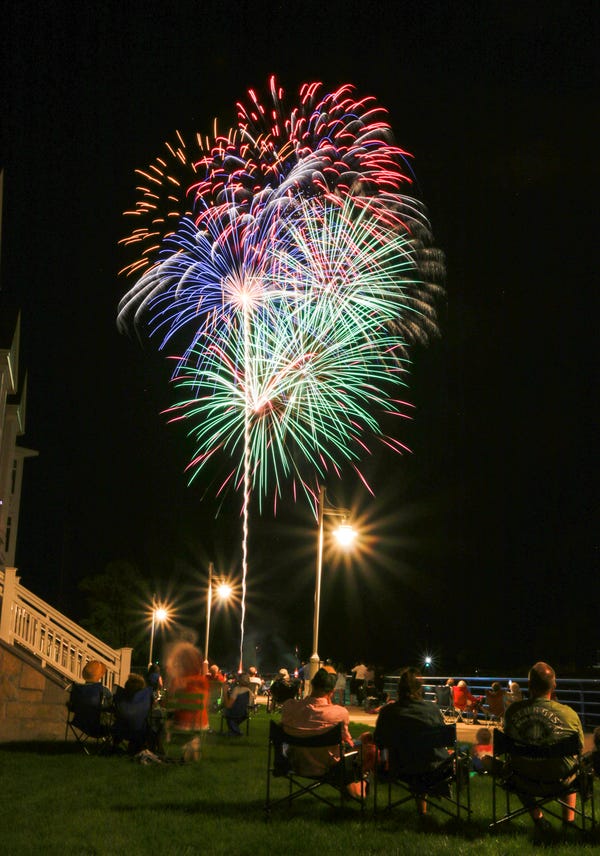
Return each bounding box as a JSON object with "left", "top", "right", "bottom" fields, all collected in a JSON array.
[{"left": 0, "top": 640, "right": 69, "bottom": 741}]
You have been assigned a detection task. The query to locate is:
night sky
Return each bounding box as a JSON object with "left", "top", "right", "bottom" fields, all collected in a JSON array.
[{"left": 1, "top": 1, "right": 597, "bottom": 675}]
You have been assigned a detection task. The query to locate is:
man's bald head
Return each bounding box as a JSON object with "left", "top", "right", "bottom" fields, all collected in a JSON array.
[{"left": 528, "top": 661, "right": 556, "bottom": 698}]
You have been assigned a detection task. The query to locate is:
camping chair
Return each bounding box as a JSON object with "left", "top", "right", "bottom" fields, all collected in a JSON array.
[
  {"left": 434, "top": 686, "right": 459, "bottom": 723},
  {"left": 65, "top": 683, "right": 112, "bottom": 754},
  {"left": 489, "top": 729, "right": 596, "bottom": 832},
  {"left": 265, "top": 720, "right": 365, "bottom": 817},
  {"left": 482, "top": 689, "right": 506, "bottom": 726},
  {"left": 165, "top": 686, "right": 210, "bottom": 760},
  {"left": 219, "top": 690, "right": 251, "bottom": 736},
  {"left": 374, "top": 723, "right": 471, "bottom": 820},
  {"left": 112, "top": 685, "right": 156, "bottom": 754}
]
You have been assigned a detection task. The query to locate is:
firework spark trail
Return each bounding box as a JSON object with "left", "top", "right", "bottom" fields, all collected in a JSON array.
[
  {"left": 164, "top": 198, "right": 422, "bottom": 511},
  {"left": 118, "top": 78, "right": 444, "bottom": 670}
]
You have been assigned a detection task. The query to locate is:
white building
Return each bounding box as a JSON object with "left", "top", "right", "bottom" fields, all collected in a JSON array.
[{"left": 0, "top": 170, "right": 38, "bottom": 566}]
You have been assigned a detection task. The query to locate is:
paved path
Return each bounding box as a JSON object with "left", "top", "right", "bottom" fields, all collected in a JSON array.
[
  {"left": 345, "top": 705, "right": 596, "bottom": 751},
  {"left": 257, "top": 698, "right": 595, "bottom": 751}
]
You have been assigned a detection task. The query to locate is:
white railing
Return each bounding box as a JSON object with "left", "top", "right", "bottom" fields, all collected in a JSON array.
[{"left": 0, "top": 566, "right": 131, "bottom": 689}]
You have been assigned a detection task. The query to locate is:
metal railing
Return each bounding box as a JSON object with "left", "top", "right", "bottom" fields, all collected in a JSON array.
[
  {"left": 386, "top": 675, "right": 600, "bottom": 730},
  {"left": 0, "top": 566, "right": 131, "bottom": 689}
]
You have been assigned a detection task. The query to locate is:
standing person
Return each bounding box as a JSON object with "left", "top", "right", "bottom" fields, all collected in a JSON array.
[
  {"left": 374, "top": 667, "right": 450, "bottom": 815},
  {"left": 503, "top": 661, "right": 584, "bottom": 830},
  {"left": 333, "top": 664, "right": 347, "bottom": 705},
  {"left": 165, "top": 641, "right": 210, "bottom": 732},
  {"left": 351, "top": 661, "right": 368, "bottom": 706}
]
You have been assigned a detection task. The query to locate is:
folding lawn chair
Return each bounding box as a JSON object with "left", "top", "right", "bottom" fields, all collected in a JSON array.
[
  {"left": 489, "top": 729, "right": 595, "bottom": 832},
  {"left": 265, "top": 720, "right": 365, "bottom": 817},
  {"left": 112, "top": 685, "right": 156, "bottom": 754},
  {"left": 374, "top": 723, "right": 471, "bottom": 820},
  {"left": 65, "top": 682, "right": 112, "bottom": 754}
]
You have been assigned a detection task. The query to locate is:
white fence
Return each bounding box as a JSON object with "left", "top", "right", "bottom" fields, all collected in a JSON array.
[{"left": 0, "top": 566, "right": 131, "bottom": 689}]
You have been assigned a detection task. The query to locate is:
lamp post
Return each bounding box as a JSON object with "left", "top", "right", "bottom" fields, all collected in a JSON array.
[
  {"left": 202, "top": 562, "right": 233, "bottom": 675},
  {"left": 308, "top": 485, "right": 357, "bottom": 687},
  {"left": 148, "top": 603, "right": 168, "bottom": 668}
]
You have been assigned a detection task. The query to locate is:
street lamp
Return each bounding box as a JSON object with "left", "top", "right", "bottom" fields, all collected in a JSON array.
[
  {"left": 148, "top": 602, "right": 169, "bottom": 668},
  {"left": 202, "top": 562, "right": 233, "bottom": 675},
  {"left": 308, "top": 485, "right": 357, "bottom": 686}
]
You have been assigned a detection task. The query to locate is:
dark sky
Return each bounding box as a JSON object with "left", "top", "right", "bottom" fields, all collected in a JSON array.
[{"left": 1, "top": 1, "right": 597, "bottom": 675}]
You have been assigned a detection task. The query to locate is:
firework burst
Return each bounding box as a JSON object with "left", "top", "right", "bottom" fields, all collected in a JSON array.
[{"left": 118, "top": 78, "right": 444, "bottom": 669}]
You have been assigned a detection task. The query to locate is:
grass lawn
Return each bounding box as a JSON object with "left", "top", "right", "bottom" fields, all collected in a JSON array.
[{"left": 1, "top": 711, "right": 597, "bottom": 855}]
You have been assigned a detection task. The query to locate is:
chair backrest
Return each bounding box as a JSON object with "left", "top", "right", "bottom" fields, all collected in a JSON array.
[
  {"left": 493, "top": 729, "right": 580, "bottom": 760},
  {"left": 113, "top": 686, "right": 153, "bottom": 737},
  {"left": 228, "top": 688, "right": 251, "bottom": 719},
  {"left": 269, "top": 719, "right": 343, "bottom": 749},
  {"left": 376, "top": 722, "right": 456, "bottom": 752},
  {"left": 435, "top": 686, "right": 453, "bottom": 707},
  {"left": 376, "top": 723, "right": 457, "bottom": 777},
  {"left": 493, "top": 728, "right": 582, "bottom": 793},
  {"left": 68, "top": 683, "right": 105, "bottom": 734},
  {"left": 269, "top": 680, "right": 299, "bottom": 704}
]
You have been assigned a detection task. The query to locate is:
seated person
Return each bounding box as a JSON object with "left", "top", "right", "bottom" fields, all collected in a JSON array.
[
  {"left": 222, "top": 673, "right": 253, "bottom": 736},
  {"left": 247, "top": 665, "right": 263, "bottom": 695},
  {"left": 505, "top": 680, "right": 523, "bottom": 706},
  {"left": 281, "top": 668, "right": 371, "bottom": 798},
  {"left": 68, "top": 660, "right": 113, "bottom": 737},
  {"left": 269, "top": 668, "right": 299, "bottom": 706},
  {"left": 503, "top": 661, "right": 584, "bottom": 828},
  {"left": 165, "top": 641, "right": 210, "bottom": 732},
  {"left": 452, "top": 680, "right": 483, "bottom": 723},
  {"left": 112, "top": 673, "right": 156, "bottom": 754},
  {"left": 471, "top": 726, "right": 493, "bottom": 773},
  {"left": 484, "top": 681, "right": 506, "bottom": 720},
  {"left": 374, "top": 667, "right": 450, "bottom": 815}
]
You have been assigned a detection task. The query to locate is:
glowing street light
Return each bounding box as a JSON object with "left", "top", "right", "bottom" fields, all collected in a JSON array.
[
  {"left": 203, "top": 562, "right": 233, "bottom": 675},
  {"left": 309, "top": 485, "right": 357, "bottom": 686},
  {"left": 148, "top": 601, "right": 169, "bottom": 667}
]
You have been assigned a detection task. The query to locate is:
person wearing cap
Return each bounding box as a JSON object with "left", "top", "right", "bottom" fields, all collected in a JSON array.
[
  {"left": 281, "top": 667, "right": 371, "bottom": 796},
  {"left": 268, "top": 667, "right": 299, "bottom": 709}
]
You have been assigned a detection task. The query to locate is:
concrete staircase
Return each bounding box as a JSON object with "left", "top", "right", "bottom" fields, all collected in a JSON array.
[{"left": 0, "top": 566, "right": 132, "bottom": 741}]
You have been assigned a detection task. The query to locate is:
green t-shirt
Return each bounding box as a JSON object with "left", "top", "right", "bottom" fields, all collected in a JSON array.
[{"left": 504, "top": 697, "right": 583, "bottom": 787}]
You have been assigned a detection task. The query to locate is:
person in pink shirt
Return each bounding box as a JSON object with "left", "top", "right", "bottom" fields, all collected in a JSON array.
[{"left": 281, "top": 668, "right": 373, "bottom": 796}]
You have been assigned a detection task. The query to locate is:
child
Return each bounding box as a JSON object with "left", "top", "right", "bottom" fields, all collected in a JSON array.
[{"left": 472, "top": 726, "right": 493, "bottom": 774}]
